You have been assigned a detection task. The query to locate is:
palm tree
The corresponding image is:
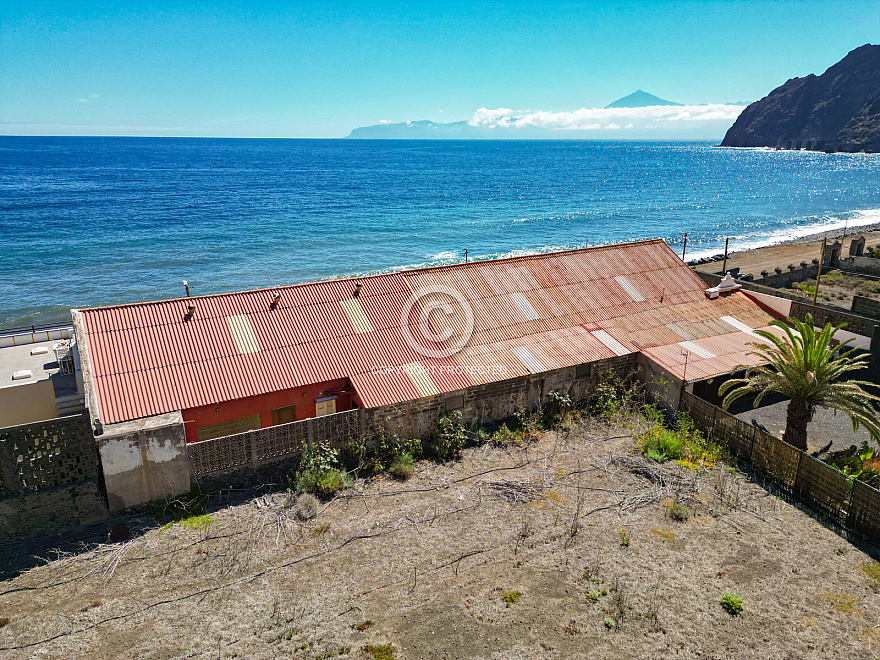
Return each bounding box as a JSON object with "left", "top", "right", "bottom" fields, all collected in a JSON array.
[{"left": 718, "top": 313, "right": 880, "bottom": 452}]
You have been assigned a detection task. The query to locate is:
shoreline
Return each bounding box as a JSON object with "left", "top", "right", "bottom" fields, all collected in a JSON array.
[
  {"left": 689, "top": 222, "right": 880, "bottom": 276},
  {"left": 5, "top": 222, "right": 880, "bottom": 332}
]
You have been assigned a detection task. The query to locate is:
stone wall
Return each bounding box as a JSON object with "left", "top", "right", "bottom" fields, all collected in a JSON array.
[
  {"left": 98, "top": 411, "right": 191, "bottom": 513},
  {"left": 852, "top": 295, "right": 880, "bottom": 320},
  {"left": 752, "top": 263, "right": 820, "bottom": 289},
  {"left": 0, "top": 413, "right": 108, "bottom": 541},
  {"left": 185, "top": 355, "right": 641, "bottom": 490},
  {"left": 371, "top": 355, "right": 641, "bottom": 443}
]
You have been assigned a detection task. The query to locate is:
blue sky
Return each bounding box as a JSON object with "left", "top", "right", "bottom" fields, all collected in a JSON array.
[{"left": 1, "top": 1, "right": 878, "bottom": 137}]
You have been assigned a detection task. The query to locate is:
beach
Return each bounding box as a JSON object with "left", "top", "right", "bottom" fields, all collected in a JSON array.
[{"left": 696, "top": 222, "right": 880, "bottom": 276}]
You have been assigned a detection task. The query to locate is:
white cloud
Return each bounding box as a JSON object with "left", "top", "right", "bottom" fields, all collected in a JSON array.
[
  {"left": 467, "top": 104, "right": 746, "bottom": 131},
  {"left": 379, "top": 119, "right": 390, "bottom": 124},
  {"left": 76, "top": 93, "right": 100, "bottom": 104}
]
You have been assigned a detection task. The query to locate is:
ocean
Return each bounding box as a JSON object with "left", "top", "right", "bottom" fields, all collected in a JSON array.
[{"left": 1, "top": 136, "right": 879, "bottom": 329}]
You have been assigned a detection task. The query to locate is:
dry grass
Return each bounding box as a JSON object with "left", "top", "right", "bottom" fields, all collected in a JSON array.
[{"left": 0, "top": 419, "right": 878, "bottom": 659}]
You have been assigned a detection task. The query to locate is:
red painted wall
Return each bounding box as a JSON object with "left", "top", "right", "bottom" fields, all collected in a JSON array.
[{"left": 182, "top": 377, "right": 361, "bottom": 443}]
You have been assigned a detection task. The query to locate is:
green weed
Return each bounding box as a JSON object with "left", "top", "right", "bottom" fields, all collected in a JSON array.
[
  {"left": 426, "top": 411, "right": 468, "bottom": 460},
  {"left": 638, "top": 413, "right": 720, "bottom": 469},
  {"left": 361, "top": 644, "right": 394, "bottom": 659},
  {"left": 295, "top": 441, "right": 351, "bottom": 497},
  {"left": 720, "top": 591, "right": 743, "bottom": 615},
  {"left": 501, "top": 590, "right": 522, "bottom": 607}
]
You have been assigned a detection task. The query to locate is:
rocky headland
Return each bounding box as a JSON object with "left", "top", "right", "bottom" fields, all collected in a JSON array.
[{"left": 721, "top": 44, "right": 880, "bottom": 152}]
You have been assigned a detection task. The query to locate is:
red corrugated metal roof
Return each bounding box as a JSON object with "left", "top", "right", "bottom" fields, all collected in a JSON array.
[
  {"left": 80, "top": 239, "right": 778, "bottom": 424},
  {"left": 640, "top": 325, "right": 787, "bottom": 382}
]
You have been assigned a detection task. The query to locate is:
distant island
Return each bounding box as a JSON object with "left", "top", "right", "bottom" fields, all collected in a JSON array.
[
  {"left": 346, "top": 91, "right": 745, "bottom": 140},
  {"left": 721, "top": 44, "right": 880, "bottom": 152}
]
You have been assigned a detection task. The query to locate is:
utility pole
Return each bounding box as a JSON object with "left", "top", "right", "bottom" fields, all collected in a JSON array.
[
  {"left": 679, "top": 348, "right": 690, "bottom": 405},
  {"left": 679, "top": 232, "right": 688, "bottom": 261},
  {"left": 722, "top": 237, "right": 730, "bottom": 275},
  {"left": 464, "top": 249, "right": 469, "bottom": 263},
  {"left": 813, "top": 238, "right": 827, "bottom": 306}
]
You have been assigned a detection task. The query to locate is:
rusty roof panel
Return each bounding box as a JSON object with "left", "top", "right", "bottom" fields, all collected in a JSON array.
[{"left": 81, "top": 239, "right": 782, "bottom": 424}]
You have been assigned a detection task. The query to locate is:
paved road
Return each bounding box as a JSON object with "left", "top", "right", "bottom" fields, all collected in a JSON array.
[{"left": 736, "top": 400, "right": 872, "bottom": 456}]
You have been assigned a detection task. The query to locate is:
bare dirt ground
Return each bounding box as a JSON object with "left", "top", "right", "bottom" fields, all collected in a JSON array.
[{"left": 2, "top": 419, "right": 879, "bottom": 660}]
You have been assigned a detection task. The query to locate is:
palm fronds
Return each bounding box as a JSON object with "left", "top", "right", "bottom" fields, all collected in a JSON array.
[{"left": 719, "top": 313, "right": 880, "bottom": 444}]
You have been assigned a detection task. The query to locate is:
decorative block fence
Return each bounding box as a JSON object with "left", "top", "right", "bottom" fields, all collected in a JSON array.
[
  {"left": 0, "top": 412, "right": 109, "bottom": 540},
  {"left": 680, "top": 390, "right": 880, "bottom": 541},
  {"left": 187, "top": 407, "right": 366, "bottom": 476},
  {"left": 184, "top": 356, "right": 639, "bottom": 488}
]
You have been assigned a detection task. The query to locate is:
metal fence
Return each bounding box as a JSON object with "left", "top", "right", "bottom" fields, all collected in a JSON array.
[
  {"left": 680, "top": 390, "right": 880, "bottom": 540},
  {"left": 187, "top": 408, "right": 366, "bottom": 476}
]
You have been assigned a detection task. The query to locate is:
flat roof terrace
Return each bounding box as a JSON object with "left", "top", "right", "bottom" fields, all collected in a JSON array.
[{"left": 0, "top": 338, "right": 78, "bottom": 398}]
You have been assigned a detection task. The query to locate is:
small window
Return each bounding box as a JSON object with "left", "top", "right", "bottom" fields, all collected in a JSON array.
[
  {"left": 444, "top": 395, "right": 465, "bottom": 412},
  {"left": 575, "top": 364, "right": 591, "bottom": 380},
  {"left": 315, "top": 397, "right": 337, "bottom": 417},
  {"left": 271, "top": 405, "right": 296, "bottom": 425}
]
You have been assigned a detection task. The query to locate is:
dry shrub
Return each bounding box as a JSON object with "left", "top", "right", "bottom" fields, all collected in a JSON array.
[{"left": 294, "top": 493, "right": 319, "bottom": 521}]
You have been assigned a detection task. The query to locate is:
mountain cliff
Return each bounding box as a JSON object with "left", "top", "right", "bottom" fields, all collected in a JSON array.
[{"left": 721, "top": 44, "right": 880, "bottom": 152}]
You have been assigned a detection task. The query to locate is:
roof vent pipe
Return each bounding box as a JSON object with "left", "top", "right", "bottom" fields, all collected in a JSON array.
[
  {"left": 354, "top": 282, "right": 363, "bottom": 297},
  {"left": 183, "top": 280, "right": 191, "bottom": 297},
  {"left": 270, "top": 292, "right": 281, "bottom": 310},
  {"left": 186, "top": 302, "right": 196, "bottom": 319}
]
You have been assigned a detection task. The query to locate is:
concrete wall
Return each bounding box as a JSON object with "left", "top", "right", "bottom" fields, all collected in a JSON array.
[
  {"left": 98, "top": 411, "right": 191, "bottom": 512},
  {"left": 840, "top": 256, "right": 880, "bottom": 277},
  {"left": 0, "top": 378, "right": 56, "bottom": 427},
  {"left": 0, "top": 412, "right": 108, "bottom": 542}
]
